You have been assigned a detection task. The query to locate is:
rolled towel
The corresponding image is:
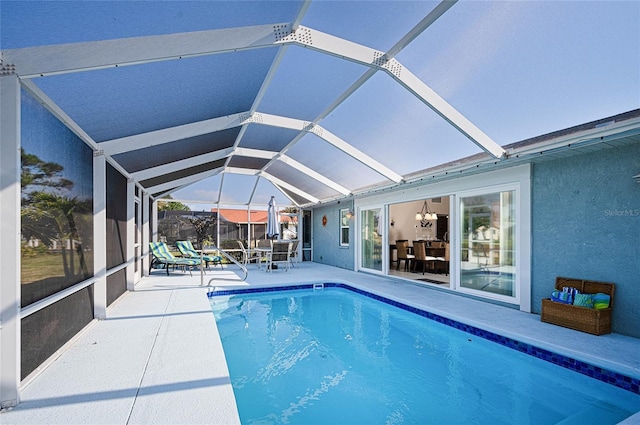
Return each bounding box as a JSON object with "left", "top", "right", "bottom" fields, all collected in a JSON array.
[
  {"left": 573, "top": 293, "right": 594, "bottom": 308},
  {"left": 592, "top": 293, "right": 611, "bottom": 309},
  {"left": 551, "top": 290, "right": 573, "bottom": 304}
]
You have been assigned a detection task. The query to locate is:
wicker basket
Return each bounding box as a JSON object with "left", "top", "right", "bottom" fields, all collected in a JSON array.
[{"left": 541, "top": 277, "right": 614, "bottom": 335}]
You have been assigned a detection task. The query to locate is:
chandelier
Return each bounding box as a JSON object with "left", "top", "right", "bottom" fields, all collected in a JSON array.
[{"left": 415, "top": 200, "right": 438, "bottom": 227}]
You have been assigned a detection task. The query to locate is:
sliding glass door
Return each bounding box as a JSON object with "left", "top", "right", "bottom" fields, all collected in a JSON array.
[
  {"left": 460, "top": 190, "right": 516, "bottom": 298},
  {"left": 357, "top": 164, "right": 530, "bottom": 309},
  {"left": 360, "top": 208, "right": 382, "bottom": 271}
]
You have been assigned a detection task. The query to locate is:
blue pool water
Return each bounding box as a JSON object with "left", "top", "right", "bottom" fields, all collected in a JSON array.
[{"left": 210, "top": 285, "right": 640, "bottom": 425}]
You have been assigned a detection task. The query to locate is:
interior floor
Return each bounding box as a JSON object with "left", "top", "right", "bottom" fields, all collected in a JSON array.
[{"left": 388, "top": 266, "right": 450, "bottom": 287}]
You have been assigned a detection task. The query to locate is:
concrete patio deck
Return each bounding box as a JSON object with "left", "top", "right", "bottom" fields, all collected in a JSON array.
[{"left": 2, "top": 262, "right": 640, "bottom": 424}]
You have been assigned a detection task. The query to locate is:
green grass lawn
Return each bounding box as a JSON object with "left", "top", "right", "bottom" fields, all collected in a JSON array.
[{"left": 21, "top": 251, "right": 93, "bottom": 284}]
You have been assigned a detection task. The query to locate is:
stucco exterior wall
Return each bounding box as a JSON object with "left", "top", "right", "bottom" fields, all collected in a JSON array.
[
  {"left": 531, "top": 142, "right": 640, "bottom": 337},
  {"left": 312, "top": 201, "right": 354, "bottom": 270}
]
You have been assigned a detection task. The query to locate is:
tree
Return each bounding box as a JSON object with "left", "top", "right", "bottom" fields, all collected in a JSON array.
[
  {"left": 21, "top": 148, "right": 73, "bottom": 191},
  {"left": 21, "top": 149, "right": 91, "bottom": 280},
  {"left": 22, "top": 192, "right": 91, "bottom": 278},
  {"left": 185, "top": 215, "right": 216, "bottom": 249},
  {"left": 157, "top": 196, "right": 190, "bottom": 211}
]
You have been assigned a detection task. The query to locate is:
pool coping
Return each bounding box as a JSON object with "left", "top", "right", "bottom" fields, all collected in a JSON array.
[{"left": 209, "top": 281, "right": 640, "bottom": 395}]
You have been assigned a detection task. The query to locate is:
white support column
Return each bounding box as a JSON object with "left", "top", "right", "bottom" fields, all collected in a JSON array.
[
  {"left": 151, "top": 199, "right": 158, "bottom": 243},
  {"left": 93, "top": 151, "right": 107, "bottom": 319},
  {"left": 125, "top": 178, "right": 135, "bottom": 290},
  {"left": 0, "top": 74, "right": 22, "bottom": 409},
  {"left": 142, "top": 192, "right": 150, "bottom": 277}
]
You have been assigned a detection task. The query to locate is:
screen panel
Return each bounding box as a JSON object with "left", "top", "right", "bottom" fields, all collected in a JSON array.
[
  {"left": 21, "top": 90, "right": 94, "bottom": 307},
  {"left": 21, "top": 285, "right": 94, "bottom": 379}
]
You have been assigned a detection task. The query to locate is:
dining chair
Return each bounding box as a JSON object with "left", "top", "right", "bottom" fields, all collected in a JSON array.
[
  {"left": 395, "top": 240, "right": 415, "bottom": 271},
  {"left": 288, "top": 240, "right": 300, "bottom": 267},
  {"left": 237, "top": 240, "right": 260, "bottom": 266},
  {"left": 434, "top": 242, "right": 450, "bottom": 275},
  {"left": 412, "top": 241, "right": 438, "bottom": 275},
  {"left": 267, "top": 242, "right": 291, "bottom": 272}
]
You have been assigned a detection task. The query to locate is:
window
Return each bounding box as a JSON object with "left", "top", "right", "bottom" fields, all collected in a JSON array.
[{"left": 340, "top": 208, "right": 350, "bottom": 246}]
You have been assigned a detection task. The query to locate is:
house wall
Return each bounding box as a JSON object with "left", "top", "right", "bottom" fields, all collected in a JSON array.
[
  {"left": 312, "top": 201, "right": 354, "bottom": 270},
  {"left": 312, "top": 149, "right": 640, "bottom": 337},
  {"left": 531, "top": 142, "right": 640, "bottom": 337}
]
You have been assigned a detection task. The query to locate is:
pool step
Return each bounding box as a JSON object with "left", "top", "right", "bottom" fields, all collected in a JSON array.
[{"left": 555, "top": 401, "right": 633, "bottom": 425}]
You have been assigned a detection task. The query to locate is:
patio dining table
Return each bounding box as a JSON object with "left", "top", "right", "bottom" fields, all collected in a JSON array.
[{"left": 254, "top": 247, "right": 272, "bottom": 270}]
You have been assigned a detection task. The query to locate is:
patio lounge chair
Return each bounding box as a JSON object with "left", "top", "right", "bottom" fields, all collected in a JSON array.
[
  {"left": 149, "top": 241, "right": 199, "bottom": 276},
  {"left": 176, "top": 240, "right": 223, "bottom": 269},
  {"left": 266, "top": 241, "right": 291, "bottom": 272}
]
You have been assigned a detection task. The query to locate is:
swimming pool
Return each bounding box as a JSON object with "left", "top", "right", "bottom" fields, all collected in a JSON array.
[{"left": 210, "top": 283, "right": 640, "bottom": 424}]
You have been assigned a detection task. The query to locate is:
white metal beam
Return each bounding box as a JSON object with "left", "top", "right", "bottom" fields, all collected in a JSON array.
[
  {"left": 7, "top": 7, "right": 504, "bottom": 163},
  {"left": 100, "top": 113, "right": 247, "bottom": 156},
  {"left": 20, "top": 80, "right": 99, "bottom": 150},
  {"left": 233, "top": 147, "right": 279, "bottom": 160},
  {"left": 144, "top": 167, "right": 223, "bottom": 194},
  {"left": 280, "top": 154, "right": 351, "bottom": 195},
  {"left": 125, "top": 178, "right": 135, "bottom": 290},
  {"left": 215, "top": 170, "right": 224, "bottom": 205},
  {"left": 247, "top": 1, "right": 462, "bottom": 192},
  {"left": 3, "top": 24, "right": 285, "bottom": 78},
  {"left": 390, "top": 67, "right": 506, "bottom": 158},
  {"left": 142, "top": 192, "right": 150, "bottom": 276},
  {"left": 153, "top": 187, "right": 184, "bottom": 200},
  {"left": 261, "top": 172, "right": 319, "bottom": 204},
  {"left": 319, "top": 127, "right": 404, "bottom": 182},
  {"left": 224, "top": 167, "right": 260, "bottom": 176},
  {"left": 258, "top": 112, "right": 403, "bottom": 182},
  {"left": 131, "top": 148, "right": 234, "bottom": 181},
  {"left": 248, "top": 47, "right": 289, "bottom": 116},
  {"left": 277, "top": 24, "right": 506, "bottom": 159},
  {"left": 20, "top": 80, "right": 134, "bottom": 178},
  {"left": 93, "top": 152, "right": 107, "bottom": 319},
  {"left": 382, "top": 0, "right": 457, "bottom": 61},
  {"left": 258, "top": 112, "right": 305, "bottom": 131},
  {"left": 246, "top": 175, "right": 262, "bottom": 208},
  {"left": 0, "top": 74, "right": 21, "bottom": 409},
  {"left": 292, "top": 1, "right": 312, "bottom": 31},
  {"left": 97, "top": 110, "right": 366, "bottom": 198}
]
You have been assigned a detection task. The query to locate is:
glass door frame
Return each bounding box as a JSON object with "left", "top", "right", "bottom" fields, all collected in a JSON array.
[
  {"left": 356, "top": 204, "right": 387, "bottom": 274},
  {"left": 453, "top": 182, "right": 521, "bottom": 305},
  {"left": 302, "top": 209, "right": 312, "bottom": 262}
]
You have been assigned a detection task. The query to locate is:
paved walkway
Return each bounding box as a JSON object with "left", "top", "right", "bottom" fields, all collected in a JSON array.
[{"left": 2, "top": 262, "right": 640, "bottom": 424}]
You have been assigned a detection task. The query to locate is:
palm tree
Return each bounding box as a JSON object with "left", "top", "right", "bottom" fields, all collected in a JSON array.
[
  {"left": 21, "top": 148, "right": 92, "bottom": 280},
  {"left": 22, "top": 192, "right": 91, "bottom": 279}
]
